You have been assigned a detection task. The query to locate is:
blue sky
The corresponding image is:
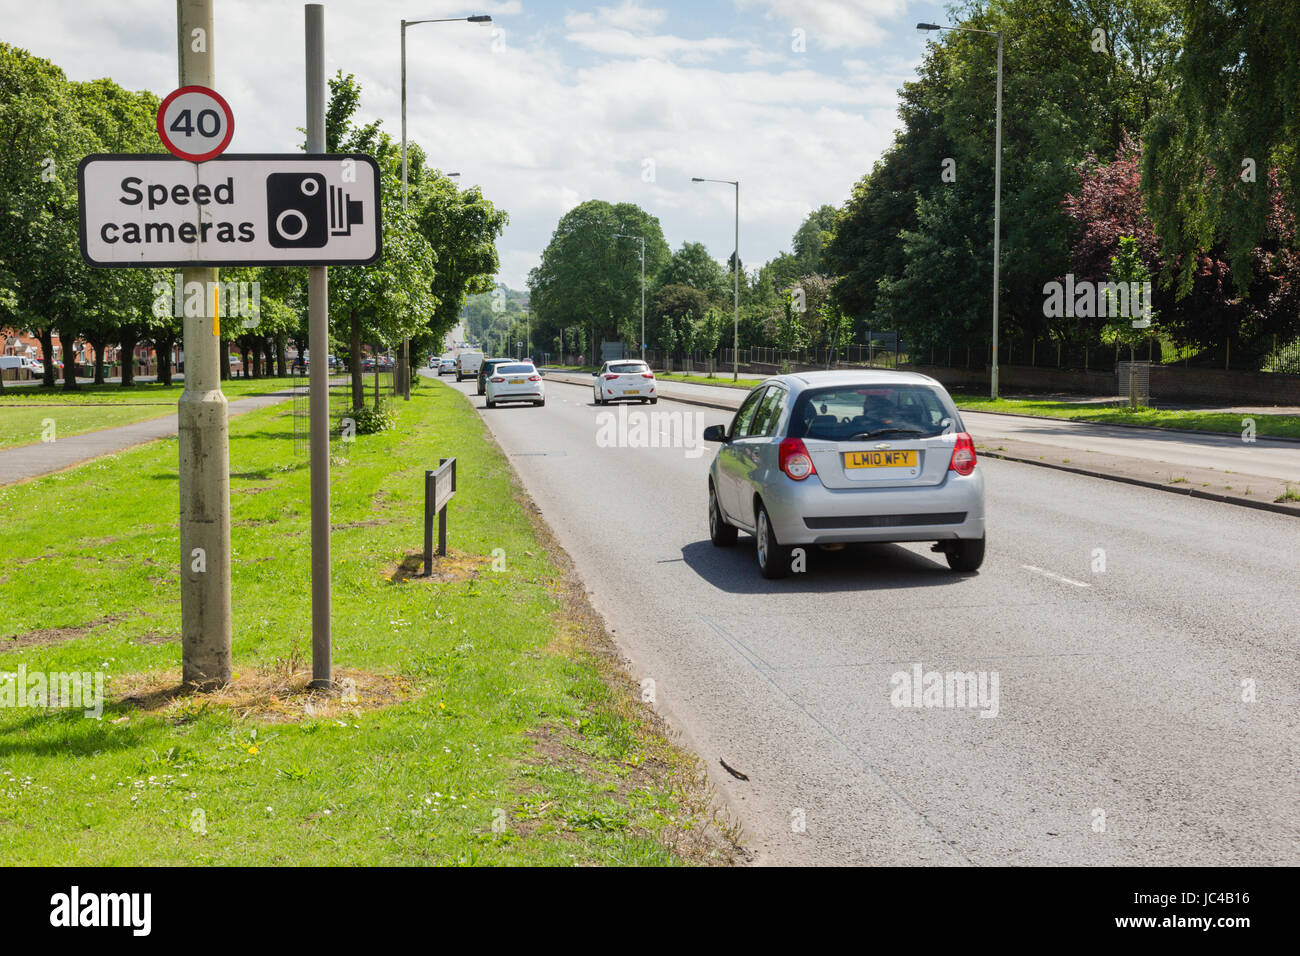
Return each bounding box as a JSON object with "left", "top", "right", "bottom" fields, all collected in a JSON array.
[{"left": 1, "top": 0, "right": 942, "bottom": 288}]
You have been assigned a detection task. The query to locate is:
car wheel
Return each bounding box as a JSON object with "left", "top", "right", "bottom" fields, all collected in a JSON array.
[
  {"left": 709, "top": 483, "right": 737, "bottom": 547},
  {"left": 755, "top": 503, "right": 790, "bottom": 579},
  {"left": 536, "top": 399, "right": 545, "bottom": 406},
  {"left": 945, "top": 535, "right": 985, "bottom": 573},
  {"left": 650, "top": 397, "right": 657, "bottom": 404},
  {"left": 485, "top": 399, "right": 495, "bottom": 409}
]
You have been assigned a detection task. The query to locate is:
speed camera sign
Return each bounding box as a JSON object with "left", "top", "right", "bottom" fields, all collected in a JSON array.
[{"left": 157, "top": 86, "right": 234, "bottom": 162}]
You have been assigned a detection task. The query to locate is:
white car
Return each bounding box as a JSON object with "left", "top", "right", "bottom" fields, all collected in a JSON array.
[
  {"left": 593, "top": 360, "right": 657, "bottom": 405},
  {"left": 485, "top": 362, "right": 545, "bottom": 408},
  {"left": 438, "top": 357, "right": 456, "bottom": 376}
]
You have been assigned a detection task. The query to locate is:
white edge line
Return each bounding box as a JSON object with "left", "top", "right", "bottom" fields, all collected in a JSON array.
[{"left": 1021, "top": 564, "right": 1091, "bottom": 588}]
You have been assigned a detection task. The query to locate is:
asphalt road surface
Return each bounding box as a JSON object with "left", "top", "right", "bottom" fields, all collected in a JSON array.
[{"left": 436, "top": 371, "right": 1299, "bottom": 866}]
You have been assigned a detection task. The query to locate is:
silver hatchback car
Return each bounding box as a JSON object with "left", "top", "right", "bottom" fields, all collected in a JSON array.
[{"left": 703, "top": 370, "right": 986, "bottom": 578}]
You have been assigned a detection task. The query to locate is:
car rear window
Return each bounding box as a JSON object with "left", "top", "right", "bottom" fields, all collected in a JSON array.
[
  {"left": 788, "top": 385, "right": 956, "bottom": 441},
  {"left": 497, "top": 364, "right": 535, "bottom": 374},
  {"left": 609, "top": 363, "right": 648, "bottom": 374}
]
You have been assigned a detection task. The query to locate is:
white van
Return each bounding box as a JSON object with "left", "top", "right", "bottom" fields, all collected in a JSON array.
[
  {"left": 0, "top": 355, "right": 39, "bottom": 379},
  {"left": 455, "top": 350, "right": 484, "bottom": 382}
]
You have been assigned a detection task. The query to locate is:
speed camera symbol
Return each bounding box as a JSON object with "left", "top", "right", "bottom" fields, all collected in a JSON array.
[{"left": 266, "top": 173, "right": 365, "bottom": 248}]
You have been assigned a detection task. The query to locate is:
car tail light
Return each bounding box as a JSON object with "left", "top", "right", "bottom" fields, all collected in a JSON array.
[
  {"left": 490, "top": 376, "right": 504, "bottom": 383},
  {"left": 948, "top": 432, "right": 977, "bottom": 476},
  {"left": 528, "top": 374, "right": 540, "bottom": 381},
  {"left": 604, "top": 373, "right": 619, "bottom": 380},
  {"left": 778, "top": 437, "right": 816, "bottom": 481},
  {"left": 641, "top": 371, "right": 654, "bottom": 378}
]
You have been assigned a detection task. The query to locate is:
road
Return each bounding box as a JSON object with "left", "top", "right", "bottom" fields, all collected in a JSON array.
[
  {"left": 546, "top": 372, "right": 1300, "bottom": 484},
  {"left": 435, "top": 371, "right": 1300, "bottom": 865}
]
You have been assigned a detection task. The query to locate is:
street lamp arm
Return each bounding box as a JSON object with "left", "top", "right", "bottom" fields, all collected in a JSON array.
[
  {"left": 404, "top": 15, "right": 492, "bottom": 27},
  {"left": 918, "top": 22, "right": 1000, "bottom": 37}
]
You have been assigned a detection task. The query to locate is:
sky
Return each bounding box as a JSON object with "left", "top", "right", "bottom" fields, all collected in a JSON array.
[{"left": 1, "top": 0, "right": 937, "bottom": 289}]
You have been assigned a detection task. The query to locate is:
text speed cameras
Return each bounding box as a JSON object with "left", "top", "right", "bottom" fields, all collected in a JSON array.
[{"left": 266, "top": 172, "right": 364, "bottom": 249}]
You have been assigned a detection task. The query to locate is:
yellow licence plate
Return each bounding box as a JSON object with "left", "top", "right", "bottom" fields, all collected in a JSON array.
[
  {"left": 625, "top": 389, "right": 639, "bottom": 394},
  {"left": 509, "top": 379, "right": 524, "bottom": 384},
  {"left": 844, "top": 450, "right": 917, "bottom": 469}
]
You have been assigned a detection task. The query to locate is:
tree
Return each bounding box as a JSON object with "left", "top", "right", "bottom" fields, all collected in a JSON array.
[
  {"left": 1143, "top": 0, "right": 1298, "bottom": 293},
  {"left": 528, "top": 200, "right": 669, "bottom": 355},
  {"left": 0, "top": 43, "right": 89, "bottom": 389},
  {"left": 791, "top": 205, "right": 837, "bottom": 276},
  {"left": 320, "top": 72, "right": 437, "bottom": 407},
  {"left": 414, "top": 172, "right": 508, "bottom": 346},
  {"left": 655, "top": 241, "right": 729, "bottom": 302}
]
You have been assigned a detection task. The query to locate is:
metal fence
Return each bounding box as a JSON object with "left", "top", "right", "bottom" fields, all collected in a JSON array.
[
  {"left": 292, "top": 368, "right": 394, "bottom": 456},
  {"left": 1116, "top": 361, "right": 1151, "bottom": 406}
]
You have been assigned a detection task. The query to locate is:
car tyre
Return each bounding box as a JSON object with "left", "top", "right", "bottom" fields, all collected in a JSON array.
[
  {"left": 755, "top": 503, "right": 790, "bottom": 579},
  {"left": 535, "top": 398, "right": 545, "bottom": 407},
  {"left": 709, "top": 483, "right": 738, "bottom": 547},
  {"left": 650, "top": 397, "right": 658, "bottom": 405},
  {"left": 485, "top": 399, "right": 495, "bottom": 409},
  {"left": 945, "top": 535, "right": 985, "bottom": 573}
]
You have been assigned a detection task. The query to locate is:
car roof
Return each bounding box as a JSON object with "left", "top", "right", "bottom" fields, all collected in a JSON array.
[{"left": 772, "top": 369, "right": 942, "bottom": 391}]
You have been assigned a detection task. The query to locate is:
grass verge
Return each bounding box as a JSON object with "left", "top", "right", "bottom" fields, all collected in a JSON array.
[
  {"left": 653, "top": 372, "right": 766, "bottom": 390},
  {"left": 952, "top": 394, "right": 1300, "bottom": 439},
  {"left": 0, "top": 380, "right": 735, "bottom": 865},
  {"left": 0, "top": 377, "right": 302, "bottom": 450}
]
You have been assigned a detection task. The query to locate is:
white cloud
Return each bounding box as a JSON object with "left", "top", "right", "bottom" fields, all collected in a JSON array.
[
  {"left": 565, "top": 29, "right": 746, "bottom": 59},
  {"left": 733, "top": 0, "right": 911, "bottom": 50},
  {"left": 1, "top": 0, "right": 915, "bottom": 288},
  {"left": 565, "top": 1, "right": 669, "bottom": 33}
]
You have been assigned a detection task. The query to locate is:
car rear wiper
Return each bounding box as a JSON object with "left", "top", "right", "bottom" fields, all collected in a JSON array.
[{"left": 848, "top": 428, "right": 925, "bottom": 440}]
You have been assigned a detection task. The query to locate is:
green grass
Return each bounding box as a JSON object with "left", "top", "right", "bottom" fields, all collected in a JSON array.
[
  {"left": 0, "top": 377, "right": 299, "bottom": 450},
  {"left": 0, "top": 375, "right": 297, "bottom": 405},
  {"left": 0, "top": 405, "right": 178, "bottom": 450},
  {"left": 952, "top": 394, "right": 1300, "bottom": 439},
  {"left": 653, "top": 372, "right": 766, "bottom": 389},
  {"left": 0, "top": 381, "right": 722, "bottom": 865}
]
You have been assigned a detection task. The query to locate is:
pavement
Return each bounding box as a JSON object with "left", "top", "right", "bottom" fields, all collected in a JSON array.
[
  {"left": 544, "top": 370, "right": 1300, "bottom": 517},
  {"left": 432, "top": 370, "right": 1300, "bottom": 865},
  {"left": 0, "top": 390, "right": 294, "bottom": 486}
]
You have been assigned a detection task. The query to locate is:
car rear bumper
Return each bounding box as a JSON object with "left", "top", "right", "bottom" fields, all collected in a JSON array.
[
  {"left": 760, "top": 470, "right": 985, "bottom": 544},
  {"left": 487, "top": 386, "right": 544, "bottom": 402}
]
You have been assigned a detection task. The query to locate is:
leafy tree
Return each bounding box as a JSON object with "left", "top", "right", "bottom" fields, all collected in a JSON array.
[
  {"left": 655, "top": 241, "right": 729, "bottom": 302},
  {"left": 413, "top": 172, "right": 508, "bottom": 345},
  {"left": 1143, "top": 0, "right": 1297, "bottom": 292},
  {"left": 528, "top": 200, "right": 669, "bottom": 356},
  {"left": 791, "top": 205, "right": 837, "bottom": 276}
]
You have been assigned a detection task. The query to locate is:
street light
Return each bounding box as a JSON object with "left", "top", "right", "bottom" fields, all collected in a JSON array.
[
  {"left": 399, "top": 12, "right": 491, "bottom": 399},
  {"left": 918, "top": 20, "right": 1003, "bottom": 399},
  {"left": 613, "top": 233, "right": 646, "bottom": 361},
  {"left": 691, "top": 177, "right": 740, "bottom": 381}
]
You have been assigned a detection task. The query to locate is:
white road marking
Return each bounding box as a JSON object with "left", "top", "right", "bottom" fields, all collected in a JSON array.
[{"left": 1021, "top": 564, "right": 1091, "bottom": 588}]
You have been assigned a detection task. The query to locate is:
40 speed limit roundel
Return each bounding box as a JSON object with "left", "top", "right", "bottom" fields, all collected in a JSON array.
[{"left": 156, "top": 85, "right": 234, "bottom": 162}]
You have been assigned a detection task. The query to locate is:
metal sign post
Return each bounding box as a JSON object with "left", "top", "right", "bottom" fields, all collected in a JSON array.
[{"left": 305, "top": 3, "right": 332, "bottom": 688}]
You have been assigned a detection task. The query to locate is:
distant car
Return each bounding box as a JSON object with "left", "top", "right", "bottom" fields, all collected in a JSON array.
[
  {"left": 438, "top": 357, "right": 456, "bottom": 376},
  {"left": 456, "top": 350, "right": 484, "bottom": 382},
  {"left": 702, "top": 370, "right": 986, "bottom": 579},
  {"left": 484, "top": 362, "right": 544, "bottom": 408},
  {"left": 593, "top": 360, "right": 657, "bottom": 405},
  {"left": 477, "top": 357, "right": 515, "bottom": 395}
]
